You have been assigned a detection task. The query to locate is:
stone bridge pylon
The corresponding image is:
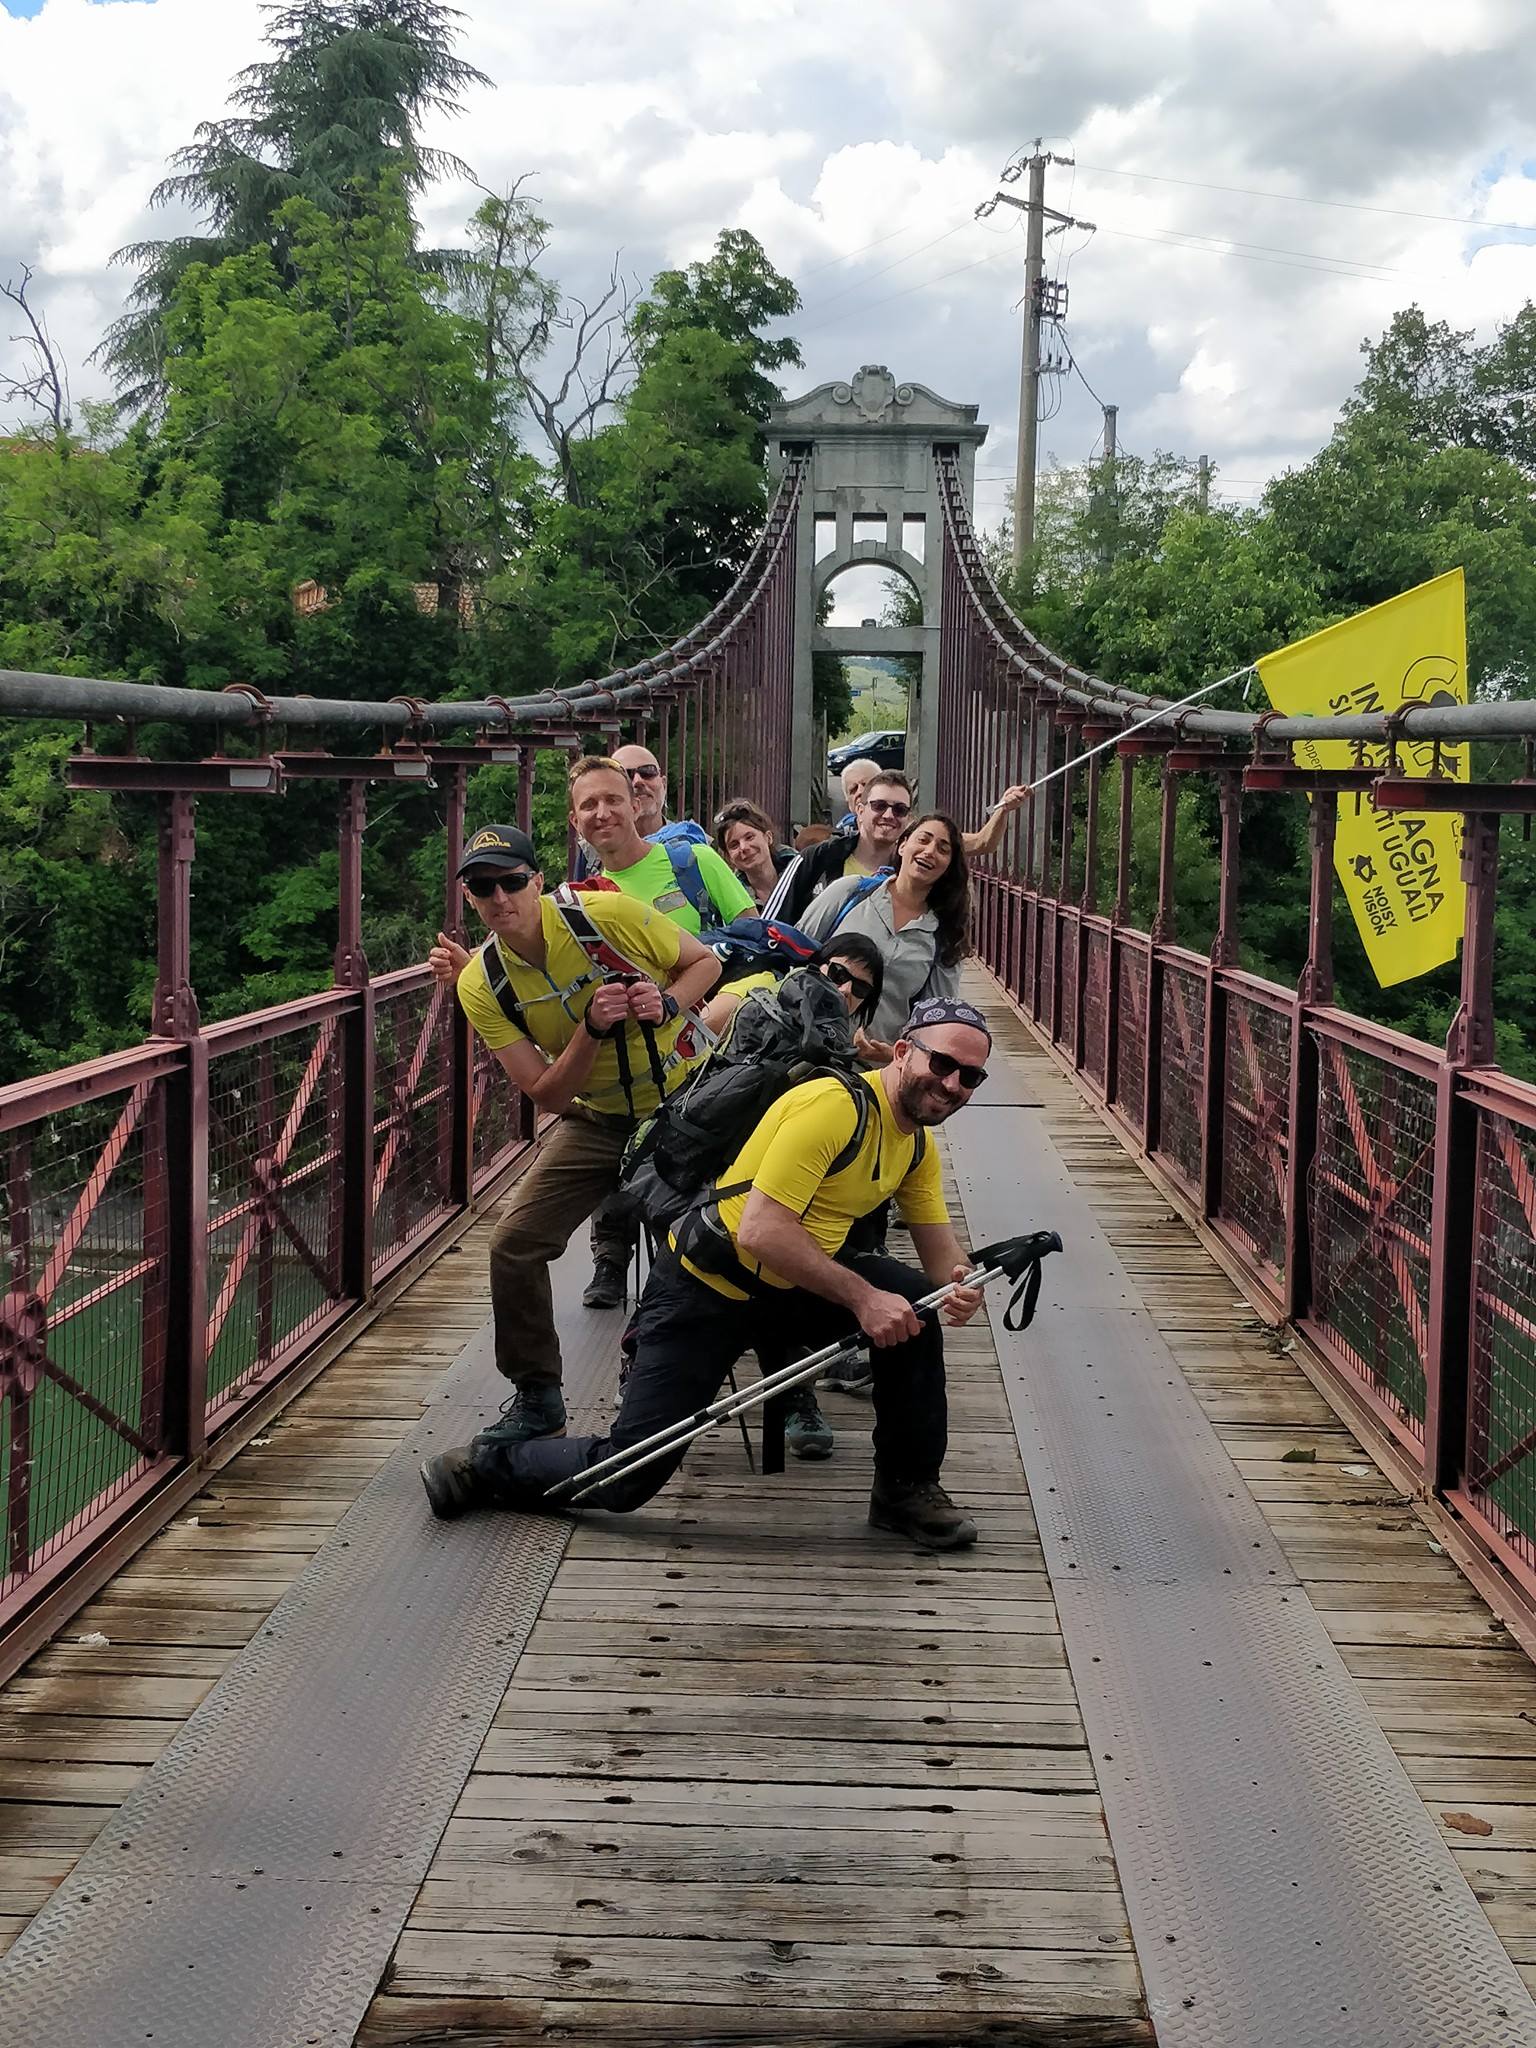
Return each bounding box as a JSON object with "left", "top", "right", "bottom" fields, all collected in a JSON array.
[{"left": 769, "top": 364, "right": 987, "bottom": 813}]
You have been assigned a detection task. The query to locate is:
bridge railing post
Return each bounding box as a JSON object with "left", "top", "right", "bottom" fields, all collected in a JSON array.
[
  {"left": 1284, "top": 793, "right": 1336, "bottom": 1325},
  {"left": 1144, "top": 760, "right": 1179, "bottom": 1158},
  {"left": 150, "top": 791, "right": 209, "bottom": 1464},
  {"left": 332, "top": 782, "right": 376, "bottom": 1303},
  {"left": 1423, "top": 810, "right": 1500, "bottom": 1493},
  {"left": 1200, "top": 771, "right": 1242, "bottom": 1220}
]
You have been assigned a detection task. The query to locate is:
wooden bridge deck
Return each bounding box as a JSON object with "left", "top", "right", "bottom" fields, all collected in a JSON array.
[{"left": 6, "top": 972, "right": 1536, "bottom": 2043}]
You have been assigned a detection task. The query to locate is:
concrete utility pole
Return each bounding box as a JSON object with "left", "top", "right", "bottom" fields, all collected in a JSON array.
[
  {"left": 1098, "top": 404, "right": 1118, "bottom": 573},
  {"left": 1197, "top": 455, "right": 1211, "bottom": 512},
  {"left": 1013, "top": 149, "right": 1047, "bottom": 575},
  {"left": 978, "top": 146, "right": 1093, "bottom": 579}
]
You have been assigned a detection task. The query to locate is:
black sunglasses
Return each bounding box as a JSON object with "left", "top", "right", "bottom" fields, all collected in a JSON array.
[
  {"left": 628, "top": 763, "right": 663, "bottom": 780},
  {"left": 713, "top": 805, "right": 758, "bottom": 831},
  {"left": 465, "top": 869, "right": 536, "bottom": 899},
  {"left": 866, "top": 798, "right": 911, "bottom": 818},
  {"left": 822, "top": 960, "right": 876, "bottom": 1001},
  {"left": 909, "top": 1035, "right": 987, "bottom": 1090}
]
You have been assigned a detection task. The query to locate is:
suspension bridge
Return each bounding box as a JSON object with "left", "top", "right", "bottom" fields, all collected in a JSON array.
[{"left": 3, "top": 370, "right": 1536, "bottom": 2045}]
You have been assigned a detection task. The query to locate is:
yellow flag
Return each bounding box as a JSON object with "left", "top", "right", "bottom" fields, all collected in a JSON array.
[{"left": 1256, "top": 569, "right": 1468, "bottom": 988}]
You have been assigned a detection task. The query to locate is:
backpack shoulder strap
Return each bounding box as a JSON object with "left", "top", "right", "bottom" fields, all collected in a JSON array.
[
  {"left": 826, "top": 870, "right": 891, "bottom": 935},
  {"left": 477, "top": 935, "right": 525, "bottom": 1033},
  {"left": 663, "top": 839, "right": 717, "bottom": 925},
  {"left": 826, "top": 1072, "right": 874, "bottom": 1178}
]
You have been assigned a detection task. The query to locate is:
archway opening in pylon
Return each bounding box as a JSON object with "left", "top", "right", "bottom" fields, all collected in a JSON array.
[{"left": 818, "top": 560, "right": 921, "bottom": 815}]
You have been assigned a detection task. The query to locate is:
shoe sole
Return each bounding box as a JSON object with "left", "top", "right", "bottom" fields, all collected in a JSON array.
[
  {"left": 420, "top": 1461, "right": 468, "bottom": 1520},
  {"left": 789, "top": 1438, "right": 835, "bottom": 1461},
  {"left": 582, "top": 1296, "right": 626, "bottom": 1310},
  {"left": 868, "top": 1504, "right": 978, "bottom": 1550}
]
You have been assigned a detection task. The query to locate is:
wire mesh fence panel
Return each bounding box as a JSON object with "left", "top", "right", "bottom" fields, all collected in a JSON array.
[
  {"left": 1, "top": 1075, "right": 166, "bottom": 1601},
  {"left": 1156, "top": 963, "right": 1206, "bottom": 1197},
  {"left": 372, "top": 974, "right": 455, "bottom": 1275},
  {"left": 1467, "top": 1107, "right": 1536, "bottom": 1564},
  {"left": 1082, "top": 926, "right": 1109, "bottom": 1092},
  {"left": 1116, "top": 942, "right": 1148, "bottom": 1131},
  {"left": 1218, "top": 989, "right": 1292, "bottom": 1285},
  {"left": 472, "top": 1037, "right": 526, "bottom": 1192},
  {"left": 205, "top": 1016, "right": 348, "bottom": 1414},
  {"left": 1057, "top": 916, "right": 1078, "bottom": 1052},
  {"left": 1040, "top": 917, "right": 1064, "bottom": 1040},
  {"left": 1308, "top": 1032, "right": 1436, "bottom": 1437}
]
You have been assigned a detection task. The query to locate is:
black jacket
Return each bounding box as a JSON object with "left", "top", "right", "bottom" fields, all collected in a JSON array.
[{"left": 779, "top": 832, "right": 859, "bottom": 924}]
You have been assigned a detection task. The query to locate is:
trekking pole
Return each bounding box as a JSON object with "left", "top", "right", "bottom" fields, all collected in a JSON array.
[{"left": 549, "top": 1230, "right": 1062, "bottom": 1508}]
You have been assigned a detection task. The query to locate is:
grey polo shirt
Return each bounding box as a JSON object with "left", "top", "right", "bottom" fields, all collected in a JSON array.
[{"left": 799, "top": 874, "right": 960, "bottom": 1043}]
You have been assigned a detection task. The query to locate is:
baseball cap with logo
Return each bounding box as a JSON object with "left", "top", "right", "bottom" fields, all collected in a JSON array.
[{"left": 456, "top": 825, "right": 540, "bottom": 879}]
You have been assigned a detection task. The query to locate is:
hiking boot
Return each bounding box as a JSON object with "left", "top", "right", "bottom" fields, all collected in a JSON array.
[
  {"left": 582, "top": 1258, "right": 628, "bottom": 1310},
  {"left": 822, "top": 1355, "right": 874, "bottom": 1397},
  {"left": 420, "top": 1444, "right": 492, "bottom": 1519},
  {"left": 475, "top": 1385, "right": 567, "bottom": 1448},
  {"left": 785, "top": 1393, "right": 834, "bottom": 1461},
  {"left": 869, "top": 1477, "right": 977, "bottom": 1550}
]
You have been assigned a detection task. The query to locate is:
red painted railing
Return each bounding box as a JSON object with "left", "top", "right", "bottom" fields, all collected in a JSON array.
[
  {"left": 0, "top": 464, "right": 806, "bottom": 1673},
  {"left": 933, "top": 451, "right": 1536, "bottom": 1628}
]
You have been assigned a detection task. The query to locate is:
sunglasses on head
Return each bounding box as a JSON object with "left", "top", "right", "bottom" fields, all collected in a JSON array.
[
  {"left": 866, "top": 798, "right": 910, "bottom": 818},
  {"left": 909, "top": 1035, "right": 988, "bottom": 1090},
  {"left": 465, "top": 869, "right": 536, "bottom": 899},
  {"left": 628, "top": 763, "right": 663, "bottom": 780},
  {"left": 713, "top": 805, "right": 757, "bottom": 831},
  {"left": 821, "top": 960, "right": 876, "bottom": 1002}
]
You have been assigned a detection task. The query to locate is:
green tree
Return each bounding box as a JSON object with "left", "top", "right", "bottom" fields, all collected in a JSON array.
[{"left": 104, "top": 0, "right": 488, "bottom": 406}]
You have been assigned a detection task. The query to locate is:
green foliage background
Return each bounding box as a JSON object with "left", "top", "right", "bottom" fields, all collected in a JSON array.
[
  {"left": 996, "top": 306, "right": 1536, "bottom": 1072},
  {"left": 0, "top": 3, "right": 805, "bottom": 1081},
  {"left": 4, "top": 3, "right": 1536, "bottom": 1083}
]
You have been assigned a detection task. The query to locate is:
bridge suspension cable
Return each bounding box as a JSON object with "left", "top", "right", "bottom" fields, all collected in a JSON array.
[{"left": 934, "top": 452, "right": 1536, "bottom": 747}]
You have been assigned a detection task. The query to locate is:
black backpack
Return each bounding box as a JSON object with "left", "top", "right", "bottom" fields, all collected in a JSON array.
[{"left": 620, "top": 969, "right": 867, "bottom": 1234}]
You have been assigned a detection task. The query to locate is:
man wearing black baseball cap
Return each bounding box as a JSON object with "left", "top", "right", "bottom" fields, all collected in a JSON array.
[
  {"left": 423, "top": 996, "right": 994, "bottom": 1547},
  {"left": 431, "top": 825, "right": 721, "bottom": 1446}
]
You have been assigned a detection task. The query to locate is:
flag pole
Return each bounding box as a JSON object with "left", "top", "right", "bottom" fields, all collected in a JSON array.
[{"left": 985, "top": 666, "right": 1255, "bottom": 813}]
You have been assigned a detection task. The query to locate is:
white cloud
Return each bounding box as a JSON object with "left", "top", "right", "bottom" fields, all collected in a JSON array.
[{"left": 2, "top": 0, "right": 1536, "bottom": 548}]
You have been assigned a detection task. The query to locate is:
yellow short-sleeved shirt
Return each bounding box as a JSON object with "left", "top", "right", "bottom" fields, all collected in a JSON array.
[
  {"left": 679, "top": 1071, "right": 949, "bottom": 1298},
  {"left": 456, "top": 893, "right": 685, "bottom": 1121}
]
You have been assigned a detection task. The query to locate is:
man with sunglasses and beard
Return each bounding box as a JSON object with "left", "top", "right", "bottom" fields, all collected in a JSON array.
[
  {"left": 436, "top": 824, "right": 721, "bottom": 1447},
  {"left": 422, "top": 996, "right": 995, "bottom": 1550}
]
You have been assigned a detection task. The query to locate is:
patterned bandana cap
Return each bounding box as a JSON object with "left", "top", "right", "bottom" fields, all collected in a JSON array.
[{"left": 905, "top": 996, "right": 992, "bottom": 1042}]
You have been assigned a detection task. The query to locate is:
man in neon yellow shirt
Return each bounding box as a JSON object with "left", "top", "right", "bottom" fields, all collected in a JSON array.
[
  {"left": 432, "top": 822, "right": 720, "bottom": 1445},
  {"left": 573, "top": 755, "right": 752, "bottom": 936},
  {"left": 422, "top": 996, "right": 994, "bottom": 1548},
  {"left": 568, "top": 756, "right": 752, "bottom": 1309}
]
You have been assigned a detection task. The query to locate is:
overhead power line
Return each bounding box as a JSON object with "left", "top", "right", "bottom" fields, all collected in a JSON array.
[{"left": 1077, "top": 160, "right": 1536, "bottom": 236}]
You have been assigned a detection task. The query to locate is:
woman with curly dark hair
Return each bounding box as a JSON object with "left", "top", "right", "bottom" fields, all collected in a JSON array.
[{"left": 797, "top": 810, "right": 970, "bottom": 1060}]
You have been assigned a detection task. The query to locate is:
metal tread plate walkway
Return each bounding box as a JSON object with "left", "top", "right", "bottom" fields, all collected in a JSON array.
[
  {"left": 0, "top": 1256, "right": 617, "bottom": 2048},
  {"left": 953, "top": 1100, "right": 1536, "bottom": 2047}
]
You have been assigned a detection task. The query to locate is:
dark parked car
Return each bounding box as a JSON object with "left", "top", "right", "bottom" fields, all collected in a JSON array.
[{"left": 827, "top": 729, "right": 906, "bottom": 777}]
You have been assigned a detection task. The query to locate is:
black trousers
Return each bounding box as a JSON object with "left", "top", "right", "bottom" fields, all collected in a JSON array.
[{"left": 473, "top": 1248, "right": 949, "bottom": 1513}]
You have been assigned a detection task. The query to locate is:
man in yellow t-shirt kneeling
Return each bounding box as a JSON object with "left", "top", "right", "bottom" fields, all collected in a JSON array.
[{"left": 422, "top": 997, "right": 994, "bottom": 1550}]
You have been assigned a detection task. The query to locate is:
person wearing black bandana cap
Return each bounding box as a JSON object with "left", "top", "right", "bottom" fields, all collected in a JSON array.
[{"left": 423, "top": 997, "right": 997, "bottom": 1549}]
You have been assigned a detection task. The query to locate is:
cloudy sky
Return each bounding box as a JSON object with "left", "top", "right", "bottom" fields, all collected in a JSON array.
[{"left": 4, "top": 0, "right": 1536, "bottom": 592}]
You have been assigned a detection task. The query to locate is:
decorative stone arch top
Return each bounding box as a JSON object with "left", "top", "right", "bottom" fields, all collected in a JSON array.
[{"left": 768, "top": 365, "right": 987, "bottom": 443}]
